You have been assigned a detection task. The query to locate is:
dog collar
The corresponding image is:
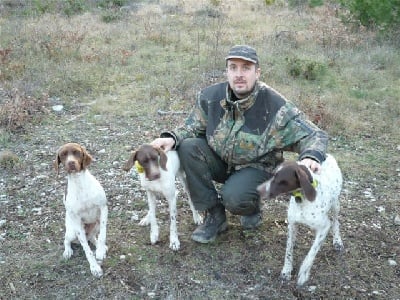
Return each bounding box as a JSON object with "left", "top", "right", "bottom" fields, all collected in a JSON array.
[
  {"left": 135, "top": 161, "right": 144, "bottom": 173},
  {"left": 292, "top": 179, "right": 318, "bottom": 202}
]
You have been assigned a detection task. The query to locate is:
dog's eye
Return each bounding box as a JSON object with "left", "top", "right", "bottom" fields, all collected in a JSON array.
[{"left": 278, "top": 180, "right": 287, "bottom": 186}]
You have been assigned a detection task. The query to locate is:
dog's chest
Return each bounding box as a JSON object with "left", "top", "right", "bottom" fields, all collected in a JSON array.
[
  {"left": 65, "top": 171, "right": 106, "bottom": 221},
  {"left": 139, "top": 172, "right": 175, "bottom": 194},
  {"left": 288, "top": 193, "right": 331, "bottom": 227}
]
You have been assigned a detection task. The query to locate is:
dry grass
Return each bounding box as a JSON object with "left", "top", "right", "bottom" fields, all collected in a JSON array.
[
  {"left": 1, "top": 1, "right": 400, "bottom": 299},
  {"left": 0, "top": 88, "right": 49, "bottom": 132},
  {"left": 1, "top": 1, "right": 398, "bottom": 137}
]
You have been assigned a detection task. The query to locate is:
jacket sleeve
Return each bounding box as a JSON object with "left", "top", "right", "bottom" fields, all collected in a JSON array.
[
  {"left": 267, "top": 102, "right": 328, "bottom": 163},
  {"left": 160, "top": 91, "right": 208, "bottom": 149}
]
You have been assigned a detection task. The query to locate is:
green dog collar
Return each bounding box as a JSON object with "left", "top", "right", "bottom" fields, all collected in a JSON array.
[{"left": 292, "top": 179, "right": 318, "bottom": 202}]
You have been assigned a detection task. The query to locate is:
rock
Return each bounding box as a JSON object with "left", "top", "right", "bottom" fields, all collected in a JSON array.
[
  {"left": 52, "top": 105, "right": 64, "bottom": 112},
  {"left": 388, "top": 259, "right": 397, "bottom": 266}
]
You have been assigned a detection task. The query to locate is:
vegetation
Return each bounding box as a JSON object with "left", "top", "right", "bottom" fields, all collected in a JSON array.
[
  {"left": 340, "top": 0, "right": 400, "bottom": 31},
  {"left": 0, "top": 0, "right": 399, "bottom": 299}
]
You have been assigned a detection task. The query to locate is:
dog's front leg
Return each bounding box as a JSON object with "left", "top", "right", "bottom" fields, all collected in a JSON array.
[
  {"left": 281, "top": 221, "right": 297, "bottom": 282},
  {"left": 76, "top": 226, "right": 103, "bottom": 277},
  {"left": 147, "top": 192, "right": 159, "bottom": 244},
  {"left": 63, "top": 214, "right": 76, "bottom": 259},
  {"left": 331, "top": 201, "right": 344, "bottom": 252},
  {"left": 297, "top": 220, "right": 330, "bottom": 287},
  {"left": 95, "top": 205, "right": 108, "bottom": 261},
  {"left": 178, "top": 171, "right": 203, "bottom": 225},
  {"left": 188, "top": 198, "right": 203, "bottom": 225},
  {"left": 167, "top": 189, "right": 180, "bottom": 251}
]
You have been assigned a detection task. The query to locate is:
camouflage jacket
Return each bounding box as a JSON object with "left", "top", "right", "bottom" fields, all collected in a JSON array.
[{"left": 162, "top": 81, "right": 328, "bottom": 173}]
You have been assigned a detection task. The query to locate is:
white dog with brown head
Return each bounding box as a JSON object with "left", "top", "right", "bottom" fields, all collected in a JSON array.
[
  {"left": 54, "top": 142, "right": 108, "bottom": 277},
  {"left": 257, "top": 154, "right": 343, "bottom": 287},
  {"left": 123, "top": 144, "right": 202, "bottom": 251}
]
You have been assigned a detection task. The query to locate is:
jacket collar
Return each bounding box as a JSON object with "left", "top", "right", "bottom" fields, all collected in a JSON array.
[{"left": 220, "top": 81, "right": 260, "bottom": 112}]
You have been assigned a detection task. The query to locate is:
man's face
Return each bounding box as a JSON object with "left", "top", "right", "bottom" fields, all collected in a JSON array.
[{"left": 226, "top": 58, "right": 260, "bottom": 99}]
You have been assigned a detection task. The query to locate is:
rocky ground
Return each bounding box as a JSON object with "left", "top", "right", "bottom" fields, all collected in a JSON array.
[{"left": 0, "top": 102, "right": 399, "bottom": 299}]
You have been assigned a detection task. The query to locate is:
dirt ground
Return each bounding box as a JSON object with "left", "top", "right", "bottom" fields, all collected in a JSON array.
[{"left": 1, "top": 103, "right": 399, "bottom": 299}]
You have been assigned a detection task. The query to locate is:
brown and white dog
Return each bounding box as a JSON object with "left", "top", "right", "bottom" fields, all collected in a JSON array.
[
  {"left": 123, "top": 144, "right": 202, "bottom": 251},
  {"left": 257, "top": 154, "right": 343, "bottom": 287},
  {"left": 54, "top": 143, "right": 108, "bottom": 277}
]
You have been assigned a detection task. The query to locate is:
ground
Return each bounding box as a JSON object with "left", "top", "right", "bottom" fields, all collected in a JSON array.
[{"left": 0, "top": 104, "right": 399, "bottom": 300}]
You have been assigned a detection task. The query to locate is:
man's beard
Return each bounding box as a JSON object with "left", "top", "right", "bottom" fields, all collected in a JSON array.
[{"left": 232, "top": 82, "right": 256, "bottom": 99}]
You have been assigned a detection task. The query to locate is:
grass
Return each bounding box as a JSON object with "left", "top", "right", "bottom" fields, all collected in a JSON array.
[
  {"left": 1, "top": 1, "right": 398, "bottom": 137},
  {"left": 1, "top": 1, "right": 400, "bottom": 299}
]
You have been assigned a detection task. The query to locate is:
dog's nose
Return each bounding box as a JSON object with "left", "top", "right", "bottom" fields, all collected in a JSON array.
[
  {"left": 67, "top": 161, "right": 77, "bottom": 170},
  {"left": 149, "top": 173, "right": 160, "bottom": 181}
]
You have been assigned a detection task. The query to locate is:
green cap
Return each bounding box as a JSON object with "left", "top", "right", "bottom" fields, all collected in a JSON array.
[{"left": 225, "top": 45, "right": 259, "bottom": 64}]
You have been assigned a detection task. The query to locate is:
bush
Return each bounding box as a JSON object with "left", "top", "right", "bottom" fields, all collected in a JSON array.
[
  {"left": 286, "top": 57, "right": 326, "bottom": 80},
  {"left": 63, "top": 0, "right": 86, "bottom": 17},
  {"left": 0, "top": 89, "right": 49, "bottom": 133},
  {"left": 340, "top": 0, "right": 400, "bottom": 30},
  {"left": 0, "top": 150, "right": 20, "bottom": 169}
]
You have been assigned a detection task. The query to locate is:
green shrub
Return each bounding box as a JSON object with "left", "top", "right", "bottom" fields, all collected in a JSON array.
[
  {"left": 286, "top": 57, "right": 326, "bottom": 80},
  {"left": 287, "top": 0, "right": 324, "bottom": 8},
  {"left": 101, "top": 11, "right": 122, "bottom": 23},
  {"left": 340, "top": 0, "right": 400, "bottom": 30},
  {"left": 98, "top": 0, "right": 129, "bottom": 9},
  {"left": 33, "top": 0, "right": 57, "bottom": 14},
  {"left": 63, "top": 0, "right": 86, "bottom": 16}
]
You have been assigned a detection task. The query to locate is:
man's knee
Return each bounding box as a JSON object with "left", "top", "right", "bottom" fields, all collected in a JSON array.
[
  {"left": 178, "top": 138, "right": 204, "bottom": 159},
  {"left": 221, "top": 187, "right": 260, "bottom": 215}
]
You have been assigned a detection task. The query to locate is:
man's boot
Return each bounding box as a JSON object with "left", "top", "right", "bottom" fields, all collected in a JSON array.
[
  {"left": 191, "top": 204, "right": 227, "bottom": 243},
  {"left": 240, "top": 211, "right": 262, "bottom": 230}
]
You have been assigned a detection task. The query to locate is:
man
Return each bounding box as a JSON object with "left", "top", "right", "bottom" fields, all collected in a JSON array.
[{"left": 151, "top": 45, "right": 327, "bottom": 243}]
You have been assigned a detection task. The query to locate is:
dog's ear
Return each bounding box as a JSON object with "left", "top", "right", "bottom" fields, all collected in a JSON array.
[
  {"left": 156, "top": 148, "right": 168, "bottom": 171},
  {"left": 123, "top": 151, "right": 136, "bottom": 171},
  {"left": 296, "top": 166, "right": 316, "bottom": 201},
  {"left": 53, "top": 148, "right": 61, "bottom": 175},
  {"left": 80, "top": 146, "right": 93, "bottom": 169}
]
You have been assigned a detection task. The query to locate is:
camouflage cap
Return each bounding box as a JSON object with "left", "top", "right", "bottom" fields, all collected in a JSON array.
[{"left": 225, "top": 45, "right": 259, "bottom": 64}]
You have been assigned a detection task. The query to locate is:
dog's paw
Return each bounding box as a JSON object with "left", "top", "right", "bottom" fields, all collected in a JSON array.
[
  {"left": 139, "top": 214, "right": 150, "bottom": 226},
  {"left": 296, "top": 268, "right": 310, "bottom": 287},
  {"left": 95, "top": 246, "right": 107, "bottom": 261},
  {"left": 280, "top": 271, "right": 292, "bottom": 283},
  {"left": 63, "top": 247, "right": 73, "bottom": 259},
  {"left": 150, "top": 230, "right": 159, "bottom": 245},
  {"left": 90, "top": 264, "right": 103, "bottom": 278},
  {"left": 169, "top": 237, "right": 180, "bottom": 251},
  {"left": 193, "top": 211, "right": 203, "bottom": 225},
  {"left": 333, "top": 240, "right": 344, "bottom": 252}
]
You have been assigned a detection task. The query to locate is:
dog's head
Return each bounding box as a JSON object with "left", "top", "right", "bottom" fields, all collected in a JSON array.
[
  {"left": 257, "top": 161, "right": 316, "bottom": 201},
  {"left": 122, "top": 144, "right": 168, "bottom": 181},
  {"left": 54, "top": 143, "right": 93, "bottom": 175}
]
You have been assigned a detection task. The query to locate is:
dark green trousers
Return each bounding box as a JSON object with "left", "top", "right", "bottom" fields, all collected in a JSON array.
[{"left": 178, "top": 138, "right": 271, "bottom": 215}]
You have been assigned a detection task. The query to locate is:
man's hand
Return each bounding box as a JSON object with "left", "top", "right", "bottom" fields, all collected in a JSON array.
[
  {"left": 300, "top": 158, "right": 321, "bottom": 174},
  {"left": 150, "top": 137, "right": 175, "bottom": 151}
]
